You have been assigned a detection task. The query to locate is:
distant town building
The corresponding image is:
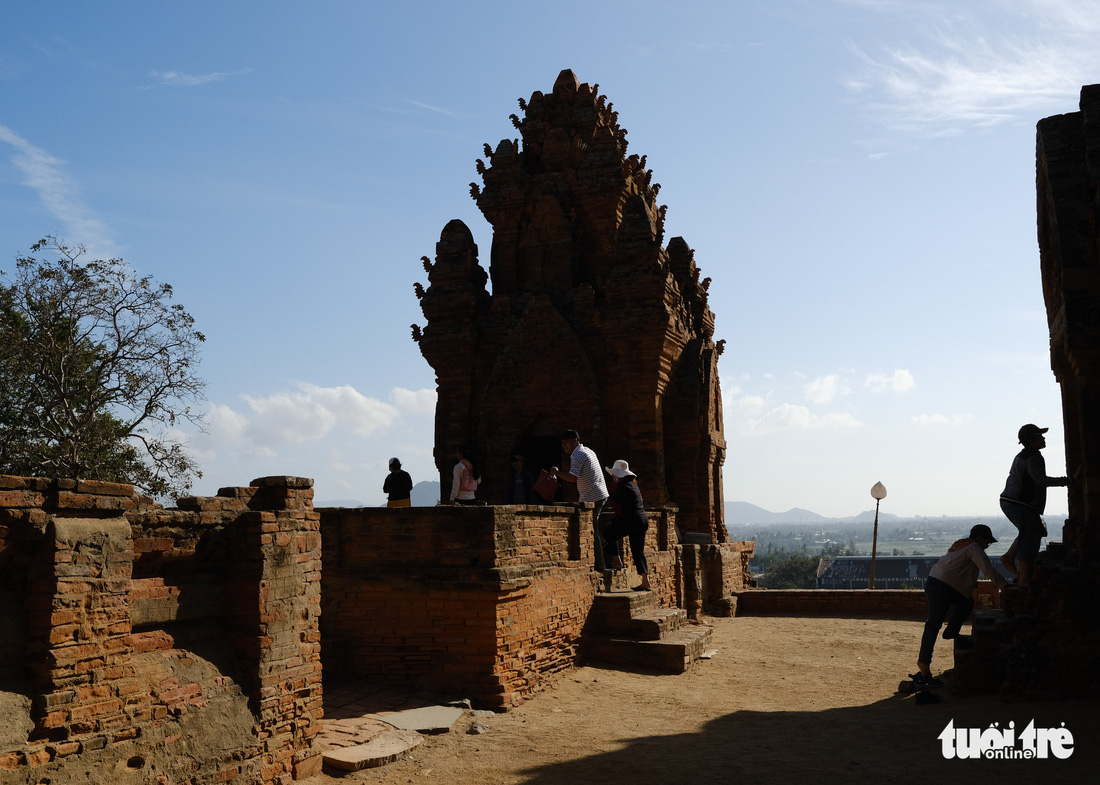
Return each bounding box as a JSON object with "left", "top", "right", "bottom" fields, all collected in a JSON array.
[{"left": 816, "top": 556, "right": 1013, "bottom": 589}]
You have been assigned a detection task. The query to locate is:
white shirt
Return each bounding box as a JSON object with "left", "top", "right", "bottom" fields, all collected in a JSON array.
[
  {"left": 929, "top": 541, "right": 1007, "bottom": 596},
  {"left": 568, "top": 444, "right": 608, "bottom": 503}
]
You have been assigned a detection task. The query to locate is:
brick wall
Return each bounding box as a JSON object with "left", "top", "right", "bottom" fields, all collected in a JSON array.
[
  {"left": 730, "top": 583, "right": 1005, "bottom": 619},
  {"left": 0, "top": 474, "right": 322, "bottom": 785},
  {"left": 319, "top": 502, "right": 751, "bottom": 707},
  {"left": 731, "top": 588, "right": 928, "bottom": 618}
]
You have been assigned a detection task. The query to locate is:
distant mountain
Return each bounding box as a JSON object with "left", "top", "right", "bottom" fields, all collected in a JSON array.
[
  {"left": 845, "top": 509, "right": 902, "bottom": 523},
  {"left": 317, "top": 481, "right": 441, "bottom": 509},
  {"left": 411, "top": 481, "right": 441, "bottom": 506},
  {"left": 316, "top": 498, "right": 368, "bottom": 508},
  {"left": 725, "top": 501, "right": 901, "bottom": 526},
  {"left": 725, "top": 502, "right": 828, "bottom": 525}
]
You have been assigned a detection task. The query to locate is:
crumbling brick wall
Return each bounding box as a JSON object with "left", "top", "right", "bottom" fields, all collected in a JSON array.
[
  {"left": 0, "top": 475, "right": 322, "bottom": 785},
  {"left": 318, "top": 502, "right": 737, "bottom": 707}
]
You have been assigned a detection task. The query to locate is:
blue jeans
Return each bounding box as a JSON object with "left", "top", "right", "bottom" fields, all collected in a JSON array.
[{"left": 918, "top": 576, "right": 972, "bottom": 666}]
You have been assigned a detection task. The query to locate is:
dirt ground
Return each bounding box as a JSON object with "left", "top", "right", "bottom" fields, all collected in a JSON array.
[{"left": 305, "top": 616, "right": 1098, "bottom": 785}]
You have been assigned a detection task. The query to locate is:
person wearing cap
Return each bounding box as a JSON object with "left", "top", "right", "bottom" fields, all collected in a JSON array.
[
  {"left": 550, "top": 430, "right": 610, "bottom": 571},
  {"left": 383, "top": 457, "right": 413, "bottom": 508},
  {"left": 600, "top": 459, "right": 651, "bottom": 590},
  {"left": 913, "top": 524, "right": 1007, "bottom": 686},
  {"left": 998, "top": 423, "right": 1075, "bottom": 587}
]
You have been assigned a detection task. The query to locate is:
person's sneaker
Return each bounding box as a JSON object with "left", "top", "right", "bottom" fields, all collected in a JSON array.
[
  {"left": 909, "top": 672, "right": 944, "bottom": 687},
  {"left": 952, "top": 634, "right": 975, "bottom": 649}
]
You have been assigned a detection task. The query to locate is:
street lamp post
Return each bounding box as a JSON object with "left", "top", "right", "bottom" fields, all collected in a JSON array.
[{"left": 869, "top": 481, "right": 887, "bottom": 589}]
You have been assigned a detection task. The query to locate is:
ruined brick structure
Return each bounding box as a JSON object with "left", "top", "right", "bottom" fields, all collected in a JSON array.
[
  {"left": 1026, "top": 85, "right": 1100, "bottom": 693},
  {"left": 0, "top": 475, "right": 323, "bottom": 784},
  {"left": 1037, "top": 86, "right": 1100, "bottom": 570},
  {"left": 955, "top": 86, "right": 1100, "bottom": 697},
  {"left": 414, "top": 69, "right": 727, "bottom": 540},
  {"left": 1, "top": 469, "right": 753, "bottom": 782}
]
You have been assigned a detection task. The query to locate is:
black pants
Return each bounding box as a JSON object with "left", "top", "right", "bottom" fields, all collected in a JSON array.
[
  {"left": 919, "top": 576, "right": 972, "bottom": 665},
  {"left": 602, "top": 516, "right": 649, "bottom": 575}
]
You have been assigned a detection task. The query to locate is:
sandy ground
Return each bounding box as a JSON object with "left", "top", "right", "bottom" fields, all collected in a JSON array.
[{"left": 306, "top": 616, "right": 1098, "bottom": 785}]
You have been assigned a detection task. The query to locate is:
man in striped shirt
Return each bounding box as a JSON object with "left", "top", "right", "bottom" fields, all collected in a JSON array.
[{"left": 554, "top": 429, "right": 610, "bottom": 571}]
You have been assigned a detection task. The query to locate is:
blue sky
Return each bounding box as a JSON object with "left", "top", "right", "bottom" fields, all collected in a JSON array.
[{"left": 2, "top": 0, "right": 1094, "bottom": 516}]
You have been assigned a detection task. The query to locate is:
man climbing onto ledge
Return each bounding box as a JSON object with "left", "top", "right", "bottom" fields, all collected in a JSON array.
[
  {"left": 551, "top": 430, "right": 609, "bottom": 572},
  {"left": 913, "top": 524, "right": 1007, "bottom": 687},
  {"left": 998, "top": 423, "right": 1076, "bottom": 588}
]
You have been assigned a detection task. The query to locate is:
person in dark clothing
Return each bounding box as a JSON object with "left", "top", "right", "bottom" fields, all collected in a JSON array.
[
  {"left": 998, "top": 424, "right": 1075, "bottom": 587},
  {"left": 383, "top": 457, "right": 413, "bottom": 507},
  {"left": 506, "top": 454, "right": 535, "bottom": 504},
  {"left": 601, "top": 459, "right": 651, "bottom": 591}
]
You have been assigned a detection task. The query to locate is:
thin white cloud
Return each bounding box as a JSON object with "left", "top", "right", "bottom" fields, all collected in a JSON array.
[
  {"left": 744, "top": 403, "right": 864, "bottom": 433},
  {"left": 806, "top": 374, "right": 847, "bottom": 404},
  {"left": 199, "top": 383, "right": 434, "bottom": 452},
  {"left": 390, "top": 387, "right": 436, "bottom": 416},
  {"left": 843, "top": 0, "right": 1100, "bottom": 134},
  {"left": 723, "top": 382, "right": 768, "bottom": 414},
  {"left": 0, "top": 124, "right": 115, "bottom": 253},
  {"left": 736, "top": 394, "right": 768, "bottom": 414},
  {"left": 866, "top": 369, "right": 915, "bottom": 394},
  {"left": 185, "top": 382, "right": 437, "bottom": 503},
  {"left": 238, "top": 383, "right": 398, "bottom": 446},
  {"left": 912, "top": 413, "right": 974, "bottom": 426},
  {"left": 406, "top": 99, "right": 458, "bottom": 116},
  {"left": 150, "top": 70, "right": 234, "bottom": 87},
  {"left": 206, "top": 403, "right": 247, "bottom": 442}
]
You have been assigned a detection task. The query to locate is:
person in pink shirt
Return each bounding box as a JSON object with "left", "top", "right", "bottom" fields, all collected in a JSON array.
[{"left": 913, "top": 524, "right": 1007, "bottom": 686}]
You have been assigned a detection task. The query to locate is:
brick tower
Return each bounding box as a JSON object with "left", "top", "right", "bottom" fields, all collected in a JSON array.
[{"left": 414, "top": 69, "right": 727, "bottom": 540}]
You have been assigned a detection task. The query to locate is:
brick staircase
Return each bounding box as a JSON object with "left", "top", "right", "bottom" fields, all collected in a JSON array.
[{"left": 585, "top": 590, "right": 713, "bottom": 673}]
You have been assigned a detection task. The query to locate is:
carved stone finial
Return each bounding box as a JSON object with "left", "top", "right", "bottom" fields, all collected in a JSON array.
[
  {"left": 413, "top": 282, "right": 425, "bottom": 299},
  {"left": 716, "top": 339, "right": 726, "bottom": 356},
  {"left": 553, "top": 69, "right": 580, "bottom": 94},
  {"left": 469, "top": 182, "right": 481, "bottom": 199},
  {"left": 411, "top": 324, "right": 422, "bottom": 342},
  {"left": 421, "top": 256, "right": 433, "bottom": 274}
]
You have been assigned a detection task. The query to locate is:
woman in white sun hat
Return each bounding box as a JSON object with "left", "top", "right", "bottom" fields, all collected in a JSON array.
[{"left": 602, "top": 459, "right": 651, "bottom": 591}]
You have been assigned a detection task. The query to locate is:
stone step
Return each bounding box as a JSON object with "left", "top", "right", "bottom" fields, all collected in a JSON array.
[
  {"left": 628, "top": 608, "right": 688, "bottom": 641},
  {"left": 587, "top": 622, "right": 714, "bottom": 674},
  {"left": 589, "top": 590, "right": 658, "bottom": 630},
  {"left": 322, "top": 729, "right": 423, "bottom": 772},
  {"left": 591, "top": 592, "right": 686, "bottom": 640}
]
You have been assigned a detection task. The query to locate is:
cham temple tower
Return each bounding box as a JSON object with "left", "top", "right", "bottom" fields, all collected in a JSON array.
[{"left": 413, "top": 69, "right": 728, "bottom": 540}]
